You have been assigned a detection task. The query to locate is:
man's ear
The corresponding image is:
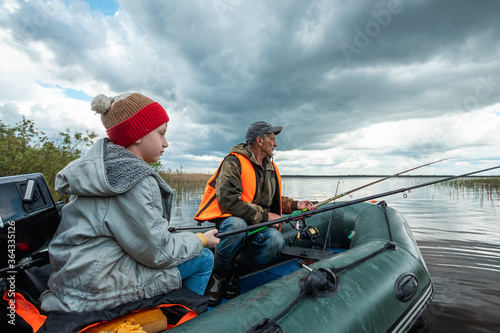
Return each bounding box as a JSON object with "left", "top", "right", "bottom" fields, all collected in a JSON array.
[{"left": 255, "top": 136, "right": 263, "bottom": 146}]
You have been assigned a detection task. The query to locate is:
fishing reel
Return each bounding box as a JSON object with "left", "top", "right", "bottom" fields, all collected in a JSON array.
[
  {"left": 290, "top": 218, "right": 320, "bottom": 245},
  {"left": 298, "top": 226, "right": 320, "bottom": 242}
]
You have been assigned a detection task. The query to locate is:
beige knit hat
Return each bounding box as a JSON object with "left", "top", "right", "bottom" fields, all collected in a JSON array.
[{"left": 91, "top": 93, "right": 169, "bottom": 147}]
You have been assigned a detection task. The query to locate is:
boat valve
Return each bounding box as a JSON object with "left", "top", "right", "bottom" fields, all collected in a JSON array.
[{"left": 297, "top": 261, "right": 340, "bottom": 298}]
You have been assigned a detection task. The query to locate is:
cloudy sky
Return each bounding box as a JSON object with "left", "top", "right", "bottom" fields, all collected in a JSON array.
[{"left": 1, "top": 0, "right": 499, "bottom": 176}]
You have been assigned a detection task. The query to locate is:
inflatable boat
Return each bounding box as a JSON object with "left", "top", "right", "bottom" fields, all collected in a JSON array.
[
  {"left": 0, "top": 174, "right": 433, "bottom": 332},
  {"left": 173, "top": 200, "right": 434, "bottom": 333}
]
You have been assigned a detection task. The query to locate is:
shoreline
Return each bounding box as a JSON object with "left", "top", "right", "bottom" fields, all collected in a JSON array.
[{"left": 281, "top": 175, "right": 500, "bottom": 178}]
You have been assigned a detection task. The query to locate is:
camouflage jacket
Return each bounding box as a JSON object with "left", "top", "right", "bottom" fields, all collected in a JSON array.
[{"left": 215, "top": 143, "right": 297, "bottom": 225}]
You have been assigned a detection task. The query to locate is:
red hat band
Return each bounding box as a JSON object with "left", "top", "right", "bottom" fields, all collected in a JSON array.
[{"left": 106, "top": 102, "right": 169, "bottom": 147}]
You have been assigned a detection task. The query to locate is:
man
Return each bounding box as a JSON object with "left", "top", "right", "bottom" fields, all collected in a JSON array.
[{"left": 194, "top": 121, "right": 316, "bottom": 306}]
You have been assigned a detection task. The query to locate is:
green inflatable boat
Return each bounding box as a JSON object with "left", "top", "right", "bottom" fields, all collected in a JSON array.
[{"left": 172, "top": 201, "right": 434, "bottom": 333}]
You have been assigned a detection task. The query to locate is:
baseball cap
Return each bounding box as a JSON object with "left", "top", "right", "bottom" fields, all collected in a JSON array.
[{"left": 245, "top": 121, "right": 283, "bottom": 145}]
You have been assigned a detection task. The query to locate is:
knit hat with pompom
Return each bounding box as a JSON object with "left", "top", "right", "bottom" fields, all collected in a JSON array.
[{"left": 91, "top": 93, "right": 169, "bottom": 147}]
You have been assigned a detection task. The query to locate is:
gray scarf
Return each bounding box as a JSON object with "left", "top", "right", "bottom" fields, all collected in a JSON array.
[{"left": 103, "top": 139, "right": 174, "bottom": 197}]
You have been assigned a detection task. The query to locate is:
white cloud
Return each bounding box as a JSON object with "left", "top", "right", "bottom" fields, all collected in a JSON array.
[{"left": 1, "top": 0, "right": 500, "bottom": 176}]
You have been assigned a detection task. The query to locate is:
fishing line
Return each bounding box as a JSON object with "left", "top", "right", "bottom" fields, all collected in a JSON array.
[
  {"left": 218, "top": 164, "right": 500, "bottom": 238},
  {"left": 248, "top": 157, "right": 457, "bottom": 236}
]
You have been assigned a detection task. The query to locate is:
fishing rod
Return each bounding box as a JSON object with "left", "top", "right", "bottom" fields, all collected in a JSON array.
[
  {"left": 248, "top": 157, "right": 456, "bottom": 235},
  {"left": 309, "top": 157, "right": 456, "bottom": 209},
  {"left": 218, "top": 164, "right": 500, "bottom": 238}
]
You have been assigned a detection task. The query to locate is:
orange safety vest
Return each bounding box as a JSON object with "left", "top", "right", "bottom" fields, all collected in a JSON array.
[
  {"left": 2, "top": 290, "right": 199, "bottom": 332},
  {"left": 3, "top": 291, "right": 47, "bottom": 332},
  {"left": 195, "top": 152, "right": 282, "bottom": 221}
]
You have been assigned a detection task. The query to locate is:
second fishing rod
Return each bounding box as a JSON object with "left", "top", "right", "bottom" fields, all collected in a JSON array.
[
  {"left": 248, "top": 157, "right": 456, "bottom": 236},
  {"left": 218, "top": 164, "right": 500, "bottom": 238}
]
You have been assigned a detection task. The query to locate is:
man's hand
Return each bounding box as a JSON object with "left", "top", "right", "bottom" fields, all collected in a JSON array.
[
  {"left": 268, "top": 212, "right": 283, "bottom": 229},
  {"left": 297, "top": 200, "right": 317, "bottom": 211}
]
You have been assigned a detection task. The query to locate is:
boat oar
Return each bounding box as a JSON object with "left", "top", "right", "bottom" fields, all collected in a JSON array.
[
  {"left": 218, "top": 164, "right": 500, "bottom": 238},
  {"left": 249, "top": 157, "right": 455, "bottom": 235}
]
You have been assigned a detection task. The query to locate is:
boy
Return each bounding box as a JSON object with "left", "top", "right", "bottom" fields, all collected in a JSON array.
[{"left": 40, "top": 93, "right": 219, "bottom": 313}]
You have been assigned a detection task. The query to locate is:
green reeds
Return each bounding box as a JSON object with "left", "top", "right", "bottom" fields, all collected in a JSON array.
[
  {"left": 444, "top": 177, "right": 500, "bottom": 190},
  {"left": 440, "top": 177, "right": 500, "bottom": 200},
  {"left": 158, "top": 168, "right": 210, "bottom": 195}
]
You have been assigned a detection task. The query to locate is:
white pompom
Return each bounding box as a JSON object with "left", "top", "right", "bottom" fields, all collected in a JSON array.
[{"left": 91, "top": 94, "right": 112, "bottom": 114}]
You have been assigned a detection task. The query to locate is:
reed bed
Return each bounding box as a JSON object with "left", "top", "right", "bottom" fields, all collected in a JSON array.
[
  {"left": 440, "top": 177, "right": 500, "bottom": 199},
  {"left": 443, "top": 177, "right": 500, "bottom": 190},
  {"left": 159, "top": 170, "right": 210, "bottom": 193}
]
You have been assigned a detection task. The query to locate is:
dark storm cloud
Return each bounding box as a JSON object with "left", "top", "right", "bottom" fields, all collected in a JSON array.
[
  {"left": 116, "top": 0, "right": 500, "bottom": 154},
  {"left": 1, "top": 0, "right": 499, "bottom": 174},
  {"left": 4, "top": 1, "right": 104, "bottom": 65}
]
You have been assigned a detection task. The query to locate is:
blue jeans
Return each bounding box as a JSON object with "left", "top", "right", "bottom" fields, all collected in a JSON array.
[
  {"left": 216, "top": 216, "right": 285, "bottom": 267},
  {"left": 177, "top": 248, "right": 214, "bottom": 295}
]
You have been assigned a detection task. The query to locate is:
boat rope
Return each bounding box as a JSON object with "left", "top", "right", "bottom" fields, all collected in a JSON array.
[
  {"left": 248, "top": 243, "right": 395, "bottom": 332},
  {"left": 247, "top": 290, "right": 306, "bottom": 333},
  {"left": 378, "top": 201, "right": 394, "bottom": 242},
  {"left": 330, "top": 242, "right": 393, "bottom": 274},
  {"left": 247, "top": 266, "right": 332, "bottom": 333},
  {"left": 248, "top": 202, "right": 398, "bottom": 332}
]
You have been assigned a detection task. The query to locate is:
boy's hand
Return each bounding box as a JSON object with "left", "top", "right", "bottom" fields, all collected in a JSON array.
[{"left": 204, "top": 229, "right": 220, "bottom": 248}]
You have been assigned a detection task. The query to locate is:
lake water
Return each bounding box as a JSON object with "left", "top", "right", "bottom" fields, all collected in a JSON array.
[{"left": 170, "top": 176, "right": 500, "bottom": 333}]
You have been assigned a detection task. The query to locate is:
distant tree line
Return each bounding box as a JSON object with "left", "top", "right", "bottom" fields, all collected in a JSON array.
[
  {"left": 0, "top": 117, "right": 98, "bottom": 202},
  {"left": 1, "top": 118, "right": 209, "bottom": 202}
]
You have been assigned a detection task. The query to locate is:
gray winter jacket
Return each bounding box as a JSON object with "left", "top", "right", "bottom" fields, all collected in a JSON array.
[{"left": 40, "top": 138, "right": 203, "bottom": 312}]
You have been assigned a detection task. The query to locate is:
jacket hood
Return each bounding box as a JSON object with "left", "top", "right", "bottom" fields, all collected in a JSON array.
[{"left": 56, "top": 138, "right": 174, "bottom": 197}]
